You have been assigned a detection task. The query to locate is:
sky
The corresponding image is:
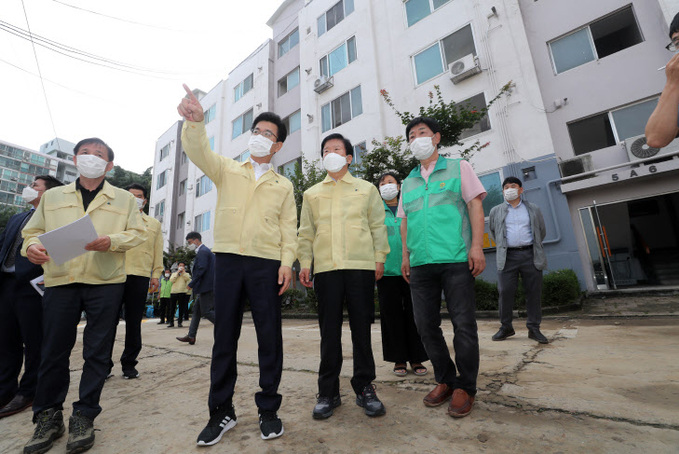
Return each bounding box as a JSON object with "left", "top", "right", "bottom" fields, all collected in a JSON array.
[{"left": 0, "top": 0, "right": 285, "bottom": 173}]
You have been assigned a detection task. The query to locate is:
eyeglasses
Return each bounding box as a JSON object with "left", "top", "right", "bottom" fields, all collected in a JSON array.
[
  {"left": 666, "top": 39, "right": 679, "bottom": 52},
  {"left": 251, "top": 128, "right": 278, "bottom": 141}
]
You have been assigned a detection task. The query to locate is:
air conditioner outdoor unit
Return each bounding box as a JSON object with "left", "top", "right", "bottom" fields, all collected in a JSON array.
[
  {"left": 449, "top": 54, "right": 481, "bottom": 84},
  {"left": 559, "top": 155, "right": 593, "bottom": 177},
  {"left": 313, "top": 75, "right": 334, "bottom": 94},
  {"left": 623, "top": 134, "right": 679, "bottom": 161}
]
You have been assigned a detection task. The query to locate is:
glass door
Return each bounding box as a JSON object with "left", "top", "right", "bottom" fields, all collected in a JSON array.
[{"left": 579, "top": 204, "right": 616, "bottom": 289}]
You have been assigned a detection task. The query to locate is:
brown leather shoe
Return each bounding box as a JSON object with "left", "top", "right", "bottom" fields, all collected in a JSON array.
[
  {"left": 448, "top": 389, "right": 474, "bottom": 418},
  {"left": 423, "top": 383, "right": 453, "bottom": 407},
  {"left": 176, "top": 335, "right": 195, "bottom": 345}
]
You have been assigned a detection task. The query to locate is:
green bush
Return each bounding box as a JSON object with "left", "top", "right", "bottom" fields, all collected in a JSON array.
[
  {"left": 541, "top": 269, "right": 581, "bottom": 306},
  {"left": 281, "top": 288, "right": 306, "bottom": 310},
  {"left": 304, "top": 288, "right": 319, "bottom": 313},
  {"left": 475, "top": 278, "right": 499, "bottom": 311}
]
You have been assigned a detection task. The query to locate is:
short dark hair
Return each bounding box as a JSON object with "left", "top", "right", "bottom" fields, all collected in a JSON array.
[
  {"left": 252, "top": 112, "right": 287, "bottom": 143},
  {"left": 74, "top": 138, "right": 114, "bottom": 162},
  {"left": 502, "top": 176, "right": 522, "bottom": 188},
  {"left": 670, "top": 12, "right": 679, "bottom": 38},
  {"left": 320, "top": 133, "right": 354, "bottom": 157},
  {"left": 376, "top": 171, "right": 401, "bottom": 187},
  {"left": 126, "top": 183, "right": 147, "bottom": 199},
  {"left": 34, "top": 175, "right": 64, "bottom": 190},
  {"left": 186, "top": 231, "right": 202, "bottom": 241},
  {"left": 405, "top": 116, "right": 441, "bottom": 139}
]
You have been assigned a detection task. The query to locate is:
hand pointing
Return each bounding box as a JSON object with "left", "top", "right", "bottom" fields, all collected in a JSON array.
[{"left": 177, "top": 84, "right": 204, "bottom": 123}]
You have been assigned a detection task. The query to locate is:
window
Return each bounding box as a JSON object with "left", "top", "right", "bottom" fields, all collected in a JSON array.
[
  {"left": 478, "top": 172, "right": 502, "bottom": 217},
  {"left": 154, "top": 200, "right": 165, "bottom": 219},
  {"left": 278, "top": 67, "right": 300, "bottom": 97},
  {"left": 204, "top": 104, "right": 216, "bottom": 124},
  {"left": 320, "top": 36, "right": 357, "bottom": 77},
  {"left": 283, "top": 110, "right": 302, "bottom": 135},
  {"left": 278, "top": 158, "right": 301, "bottom": 179},
  {"left": 177, "top": 212, "right": 184, "bottom": 227},
  {"left": 232, "top": 109, "right": 254, "bottom": 139},
  {"left": 321, "top": 86, "right": 363, "bottom": 132},
  {"left": 209, "top": 136, "right": 215, "bottom": 151},
  {"left": 549, "top": 6, "right": 642, "bottom": 74},
  {"left": 234, "top": 74, "right": 253, "bottom": 101},
  {"left": 459, "top": 93, "right": 490, "bottom": 140},
  {"left": 181, "top": 152, "right": 188, "bottom": 164},
  {"left": 236, "top": 150, "right": 251, "bottom": 162},
  {"left": 194, "top": 211, "right": 211, "bottom": 232},
  {"left": 413, "top": 24, "right": 476, "bottom": 84},
  {"left": 405, "top": 0, "right": 451, "bottom": 27},
  {"left": 318, "top": 0, "right": 354, "bottom": 36},
  {"left": 159, "top": 144, "right": 170, "bottom": 161},
  {"left": 568, "top": 98, "right": 658, "bottom": 155},
  {"left": 196, "top": 174, "right": 213, "bottom": 197},
  {"left": 156, "top": 170, "right": 167, "bottom": 189},
  {"left": 179, "top": 179, "right": 186, "bottom": 196},
  {"left": 278, "top": 28, "right": 299, "bottom": 58}
]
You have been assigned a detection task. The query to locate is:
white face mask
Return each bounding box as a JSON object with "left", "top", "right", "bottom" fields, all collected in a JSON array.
[
  {"left": 379, "top": 183, "right": 399, "bottom": 201},
  {"left": 323, "top": 152, "right": 347, "bottom": 173},
  {"left": 76, "top": 154, "right": 109, "bottom": 178},
  {"left": 503, "top": 187, "right": 520, "bottom": 201},
  {"left": 164, "top": 273, "right": 170, "bottom": 278},
  {"left": 178, "top": 266, "right": 184, "bottom": 272},
  {"left": 135, "top": 197, "right": 145, "bottom": 210},
  {"left": 409, "top": 136, "right": 436, "bottom": 161},
  {"left": 22, "top": 186, "right": 39, "bottom": 203},
  {"left": 248, "top": 134, "right": 274, "bottom": 158},
  {"left": 187, "top": 243, "right": 197, "bottom": 251}
]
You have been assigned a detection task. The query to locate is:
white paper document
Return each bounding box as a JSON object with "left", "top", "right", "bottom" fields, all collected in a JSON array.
[
  {"left": 37, "top": 214, "right": 99, "bottom": 265},
  {"left": 30, "top": 274, "right": 45, "bottom": 296}
]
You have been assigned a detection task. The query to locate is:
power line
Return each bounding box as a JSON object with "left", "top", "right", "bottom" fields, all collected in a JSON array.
[
  {"left": 20, "top": 0, "right": 59, "bottom": 142},
  {"left": 51, "top": 0, "right": 195, "bottom": 33}
]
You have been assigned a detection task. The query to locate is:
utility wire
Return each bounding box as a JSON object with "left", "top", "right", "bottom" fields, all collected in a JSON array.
[
  {"left": 52, "top": 0, "right": 195, "bottom": 33},
  {"left": 20, "top": 0, "right": 59, "bottom": 142}
]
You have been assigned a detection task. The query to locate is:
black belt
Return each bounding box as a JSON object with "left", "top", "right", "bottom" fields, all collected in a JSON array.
[{"left": 507, "top": 245, "right": 532, "bottom": 251}]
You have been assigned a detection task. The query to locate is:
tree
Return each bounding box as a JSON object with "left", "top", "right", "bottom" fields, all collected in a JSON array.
[
  {"left": 163, "top": 244, "right": 196, "bottom": 270},
  {"left": 106, "top": 165, "right": 152, "bottom": 214},
  {"left": 0, "top": 204, "right": 22, "bottom": 232},
  {"left": 287, "top": 158, "right": 326, "bottom": 223}
]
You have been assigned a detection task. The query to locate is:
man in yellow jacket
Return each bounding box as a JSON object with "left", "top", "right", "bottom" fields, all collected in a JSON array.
[
  {"left": 107, "top": 183, "right": 164, "bottom": 380},
  {"left": 21, "top": 138, "right": 146, "bottom": 454},
  {"left": 168, "top": 263, "right": 191, "bottom": 328},
  {"left": 178, "top": 85, "right": 297, "bottom": 444},
  {"left": 298, "top": 133, "right": 389, "bottom": 420}
]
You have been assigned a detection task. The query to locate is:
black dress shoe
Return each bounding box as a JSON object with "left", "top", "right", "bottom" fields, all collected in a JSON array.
[
  {"left": 492, "top": 327, "right": 516, "bottom": 341},
  {"left": 0, "top": 394, "right": 33, "bottom": 418},
  {"left": 528, "top": 329, "right": 549, "bottom": 344}
]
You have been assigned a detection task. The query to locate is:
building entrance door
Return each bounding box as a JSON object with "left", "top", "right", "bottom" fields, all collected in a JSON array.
[{"left": 579, "top": 193, "right": 679, "bottom": 289}]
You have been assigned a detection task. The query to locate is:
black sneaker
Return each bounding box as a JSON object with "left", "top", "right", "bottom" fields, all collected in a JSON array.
[
  {"left": 356, "top": 384, "right": 386, "bottom": 417},
  {"left": 66, "top": 411, "right": 94, "bottom": 454},
  {"left": 196, "top": 405, "right": 237, "bottom": 446},
  {"left": 259, "top": 410, "right": 284, "bottom": 440},
  {"left": 24, "top": 409, "right": 65, "bottom": 454},
  {"left": 312, "top": 395, "right": 341, "bottom": 420},
  {"left": 122, "top": 369, "right": 139, "bottom": 379}
]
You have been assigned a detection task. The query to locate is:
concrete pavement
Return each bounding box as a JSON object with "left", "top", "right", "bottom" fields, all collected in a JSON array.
[{"left": 1, "top": 315, "right": 677, "bottom": 453}]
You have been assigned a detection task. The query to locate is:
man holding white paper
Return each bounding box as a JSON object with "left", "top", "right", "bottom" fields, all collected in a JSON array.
[{"left": 21, "top": 138, "right": 146, "bottom": 454}]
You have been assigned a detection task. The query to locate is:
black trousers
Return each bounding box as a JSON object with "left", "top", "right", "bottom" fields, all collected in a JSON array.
[
  {"left": 169, "top": 293, "right": 189, "bottom": 325},
  {"left": 377, "top": 275, "right": 428, "bottom": 364},
  {"left": 410, "top": 263, "right": 479, "bottom": 396},
  {"left": 187, "top": 291, "right": 215, "bottom": 338},
  {"left": 0, "top": 272, "right": 43, "bottom": 401},
  {"left": 314, "top": 269, "right": 376, "bottom": 397},
  {"left": 498, "top": 249, "right": 543, "bottom": 330},
  {"left": 209, "top": 254, "right": 283, "bottom": 413},
  {"left": 33, "top": 283, "right": 125, "bottom": 420},
  {"left": 108, "top": 275, "right": 149, "bottom": 374},
  {"left": 158, "top": 297, "right": 170, "bottom": 323}
]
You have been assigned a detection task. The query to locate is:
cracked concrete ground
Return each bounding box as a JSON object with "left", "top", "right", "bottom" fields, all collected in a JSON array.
[{"left": 1, "top": 316, "right": 677, "bottom": 453}]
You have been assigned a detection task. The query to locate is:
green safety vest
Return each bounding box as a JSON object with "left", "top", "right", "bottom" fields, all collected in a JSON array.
[
  {"left": 383, "top": 202, "right": 403, "bottom": 276},
  {"left": 401, "top": 156, "right": 471, "bottom": 267}
]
